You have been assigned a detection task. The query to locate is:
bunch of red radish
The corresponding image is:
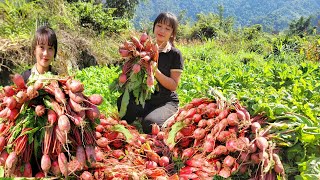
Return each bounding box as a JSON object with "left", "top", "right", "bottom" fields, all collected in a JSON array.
[
  {"left": 92, "top": 115, "right": 178, "bottom": 179},
  {"left": 162, "top": 97, "right": 285, "bottom": 179},
  {"left": 118, "top": 32, "right": 159, "bottom": 88},
  {"left": 0, "top": 74, "right": 102, "bottom": 178}
]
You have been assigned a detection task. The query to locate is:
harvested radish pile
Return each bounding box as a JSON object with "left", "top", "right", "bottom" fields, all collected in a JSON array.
[
  {"left": 162, "top": 90, "right": 286, "bottom": 179},
  {"left": 91, "top": 115, "right": 178, "bottom": 179},
  {"left": 116, "top": 33, "right": 159, "bottom": 118},
  {"left": 0, "top": 74, "right": 101, "bottom": 178}
]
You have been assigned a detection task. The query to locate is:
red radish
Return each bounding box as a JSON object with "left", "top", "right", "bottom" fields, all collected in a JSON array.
[
  {"left": 96, "top": 137, "right": 109, "bottom": 148},
  {"left": 11, "top": 74, "right": 26, "bottom": 89},
  {"left": 151, "top": 123, "right": 160, "bottom": 135},
  {"left": 35, "top": 105, "right": 46, "bottom": 117},
  {"left": 218, "top": 167, "right": 231, "bottom": 178},
  {"left": 210, "top": 145, "right": 228, "bottom": 157},
  {"left": 255, "top": 136, "right": 269, "bottom": 151},
  {"left": 142, "top": 55, "right": 151, "bottom": 62},
  {"left": 58, "top": 153, "right": 68, "bottom": 177},
  {"left": 0, "top": 136, "right": 6, "bottom": 152},
  {"left": 87, "top": 94, "right": 103, "bottom": 105},
  {"left": 206, "top": 118, "right": 216, "bottom": 128},
  {"left": 47, "top": 109, "right": 57, "bottom": 125},
  {"left": 4, "top": 96, "right": 17, "bottom": 109},
  {"left": 15, "top": 90, "right": 27, "bottom": 103},
  {"left": 86, "top": 104, "right": 100, "bottom": 121},
  {"left": 51, "top": 160, "right": 61, "bottom": 176},
  {"left": 178, "top": 137, "right": 192, "bottom": 148},
  {"left": 0, "top": 150, "right": 8, "bottom": 166},
  {"left": 119, "top": 49, "right": 130, "bottom": 57},
  {"left": 35, "top": 172, "right": 45, "bottom": 178},
  {"left": 80, "top": 171, "right": 93, "bottom": 180},
  {"left": 0, "top": 107, "right": 9, "bottom": 119},
  {"left": 26, "top": 85, "right": 38, "bottom": 99},
  {"left": 239, "top": 164, "right": 248, "bottom": 174},
  {"left": 131, "top": 35, "right": 143, "bottom": 50},
  {"left": 132, "top": 64, "right": 141, "bottom": 74},
  {"left": 203, "top": 140, "right": 214, "bottom": 153},
  {"left": 179, "top": 173, "right": 199, "bottom": 179},
  {"left": 217, "top": 131, "right": 232, "bottom": 142},
  {"left": 251, "top": 122, "right": 261, "bottom": 133},
  {"left": 227, "top": 113, "right": 239, "bottom": 126},
  {"left": 7, "top": 108, "right": 19, "bottom": 121},
  {"left": 226, "top": 138, "right": 241, "bottom": 152},
  {"left": 185, "top": 158, "right": 203, "bottom": 168},
  {"left": 85, "top": 145, "right": 96, "bottom": 164},
  {"left": 95, "top": 124, "right": 105, "bottom": 133},
  {"left": 68, "top": 98, "right": 87, "bottom": 113},
  {"left": 217, "top": 109, "right": 229, "bottom": 120},
  {"left": 236, "top": 109, "right": 246, "bottom": 121},
  {"left": 55, "top": 127, "right": 67, "bottom": 144},
  {"left": 240, "top": 107, "right": 251, "bottom": 121},
  {"left": 192, "top": 113, "right": 202, "bottom": 123},
  {"left": 69, "top": 80, "right": 84, "bottom": 93},
  {"left": 179, "top": 166, "right": 199, "bottom": 174},
  {"left": 185, "top": 108, "right": 196, "bottom": 118},
  {"left": 3, "top": 86, "right": 15, "bottom": 97},
  {"left": 58, "top": 115, "right": 70, "bottom": 132},
  {"left": 146, "top": 161, "right": 157, "bottom": 169},
  {"left": 95, "top": 131, "right": 102, "bottom": 139},
  {"left": 68, "top": 90, "right": 85, "bottom": 104},
  {"left": 193, "top": 128, "right": 206, "bottom": 140},
  {"left": 180, "top": 124, "right": 196, "bottom": 136},
  {"left": 112, "top": 149, "right": 125, "bottom": 159},
  {"left": 156, "top": 131, "right": 165, "bottom": 140},
  {"left": 140, "top": 32, "right": 148, "bottom": 43},
  {"left": 146, "top": 151, "right": 160, "bottom": 164},
  {"left": 34, "top": 79, "right": 43, "bottom": 90},
  {"left": 251, "top": 153, "right": 261, "bottom": 164},
  {"left": 119, "top": 74, "right": 127, "bottom": 84},
  {"left": 23, "top": 162, "right": 32, "bottom": 177},
  {"left": 76, "top": 146, "right": 86, "bottom": 167},
  {"left": 248, "top": 142, "right": 257, "bottom": 153},
  {"left": 95, "top": 149, "right": 104, "bottom": 162},
  {"left": 273, "top": 153, "right": 284, "bottom": 174},
  {"left": 239, "top": 152, "right": 250, "bottom": 162},
  {"left": 5, "top": 152, "right": 18, "bottom": 176},
  {"left": 41, "top": 154, "right": 51, "bottom": 175},
  {"left": 197, "top": 119, "right": 207, "bottom": 128},
  {"left": 223, "top": 155, "right": 235, "bottom": 167},
  {"left": 159, "top": 156, "right": 170, "bottom": 167}
]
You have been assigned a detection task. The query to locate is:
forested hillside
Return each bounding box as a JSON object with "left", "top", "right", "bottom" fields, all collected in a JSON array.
[{"left": 133, "top": 0, "right": 320, "bottom": 32}]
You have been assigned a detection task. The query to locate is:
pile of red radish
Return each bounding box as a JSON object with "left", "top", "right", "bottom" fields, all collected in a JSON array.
[
  {"left": 162, "top": 96, "right": 285, "bottom": 179},
  {"left": 0, "top": 74, "right": 102, "bottom": 178},
  {"left": 92, "top": 115, "right": 177, "bottom": 179}
]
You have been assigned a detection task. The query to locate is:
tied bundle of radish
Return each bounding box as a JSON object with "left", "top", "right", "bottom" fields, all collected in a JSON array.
[
  {"left": 116, "top": 32, "right": 159, "bottom": 118},
  {"left": 0, "top": 73, "right": 103, "bottom": 178},
  {"left": 92, "top": 115, "right": 175, "bottom": 179},
  {"left": 162, "top": 89, "right": 285, "bottom": 179}
]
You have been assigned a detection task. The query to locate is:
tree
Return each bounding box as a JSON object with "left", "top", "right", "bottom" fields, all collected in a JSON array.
[
  {"left": 104, "top": 0, "right": 139, "bottom": 19},
  {"left": 288, "top": 16, "right": 313, "bottom": 37}
]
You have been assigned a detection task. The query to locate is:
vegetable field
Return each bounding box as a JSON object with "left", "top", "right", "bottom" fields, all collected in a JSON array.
[{"left": 75, "top": 39, "right": 320, "bottom": 179}]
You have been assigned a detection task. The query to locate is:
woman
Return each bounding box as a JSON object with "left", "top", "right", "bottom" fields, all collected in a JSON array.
[
  {"left": 117, "top": 12, "right": 184, "bottom": 133},
  {"left": 22, "top": 25, "right": 58, "bottom": 82}
]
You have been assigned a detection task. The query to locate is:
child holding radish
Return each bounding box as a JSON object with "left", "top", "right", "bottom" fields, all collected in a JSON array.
[
  {"left": 21, "top": 25, "right": 58, "bottom": 82},
  {"left": 117, "top": 12, "right": 184, "bottom": 133}
]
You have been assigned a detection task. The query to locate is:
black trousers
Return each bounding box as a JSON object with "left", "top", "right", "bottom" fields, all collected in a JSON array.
[{"left": 117, "top": 93, "right": 178, "bottom": 134}]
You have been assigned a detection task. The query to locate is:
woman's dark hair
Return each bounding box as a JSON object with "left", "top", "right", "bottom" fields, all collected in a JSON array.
[
  {"left": 153, "top": 12, "right": 178, "bottom": 47},
  {"left": 31, "top": 26, "right": 58, "bottom": 59}
]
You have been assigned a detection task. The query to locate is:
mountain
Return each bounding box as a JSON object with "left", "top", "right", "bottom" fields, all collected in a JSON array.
[{"left": 132, "top": 0, "right": 320, "bottom": 32}]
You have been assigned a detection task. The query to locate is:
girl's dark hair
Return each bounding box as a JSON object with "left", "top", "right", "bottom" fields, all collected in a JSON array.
[
  {"left": 153, "top": 12, "right": 178, "bottom": 47},
  {"left": 31, "top": 26, "right": 58, "bottom": 59}
]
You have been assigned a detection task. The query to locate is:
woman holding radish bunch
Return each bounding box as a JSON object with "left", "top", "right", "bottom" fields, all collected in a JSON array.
[
  {"left": 117, "top": 12, "right": 184, "bottom": 133},
  {"left": 21, "top": 25, "right": 58, "bottom": 82}
]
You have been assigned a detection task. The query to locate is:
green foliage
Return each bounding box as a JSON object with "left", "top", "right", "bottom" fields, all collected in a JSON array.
[
  {"left": 104, "top": 0, "right": 139, "bottom": 19},
  {"left": 288, "top": 16, "right": 314, "bottom": 37},
  {"left": 0, "top": 0, "right": 76, "bottom": 39},
  {"left": 69, "top": 1, "right": 129, "bottom": 33}
]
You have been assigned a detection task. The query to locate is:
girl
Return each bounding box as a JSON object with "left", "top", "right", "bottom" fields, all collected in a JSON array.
[
  {"left": 22, "top": 25, "right": 58, "bottom": 82},
  {"left": 117, "top": 12, "right": 184, "bottom": 133}
]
